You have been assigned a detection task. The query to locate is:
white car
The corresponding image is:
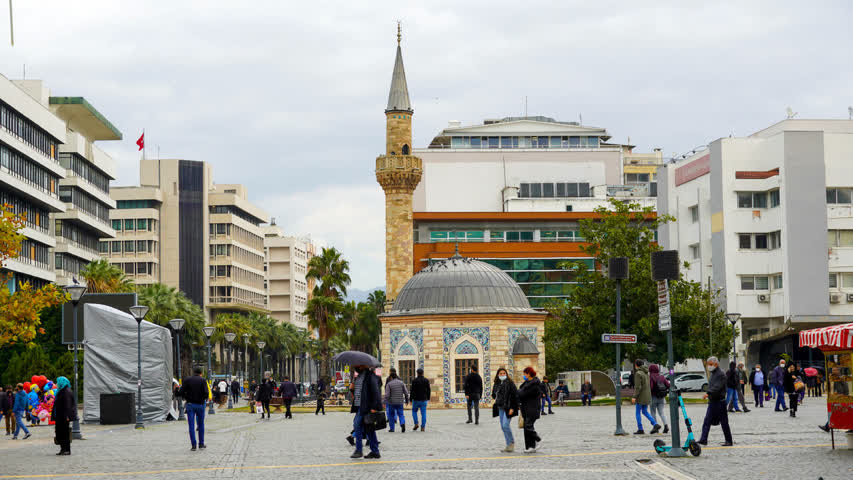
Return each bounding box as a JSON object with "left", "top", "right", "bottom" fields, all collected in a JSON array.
[{"left": 673, "top": 373, "right": 709, "bottom": 392}]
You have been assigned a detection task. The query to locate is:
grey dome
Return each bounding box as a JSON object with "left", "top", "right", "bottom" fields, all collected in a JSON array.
[
  {"left": 512, "top": 336, "right": 539, "bottom": 355},
  {"left": 387, "top": 254, "right": 536, "bottom": 316}
]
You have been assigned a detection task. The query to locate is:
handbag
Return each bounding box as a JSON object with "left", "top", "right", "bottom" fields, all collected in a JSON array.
[
  {"left": 363, "top": 411, "right": 387, "bottom": 432},
  {"left": 492, "top": 403, "right": 499, "bottom": 418},
  {"left": 764, "top": 389, "right": 771, "bottom": 401},
  {"left": 518, "top": 415, "right": 524, "bottom": 429}
]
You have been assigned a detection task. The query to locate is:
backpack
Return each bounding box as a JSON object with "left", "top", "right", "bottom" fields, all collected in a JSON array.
[{"left": 652, "top": 376, "right": 668, "bottom": 398}]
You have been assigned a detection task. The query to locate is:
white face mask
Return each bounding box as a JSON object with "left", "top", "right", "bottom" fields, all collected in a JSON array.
[
  {"left": 756, "top": 368, "right": 761, "bottom": 371},
  {"left": 499, "top": 375, "right": 507, "bottom": 381},
  {"left": 780, "top": 363, "right": 785, "bottom": 368},
  {"left": 708, "top": 364, "right": 717, "bottom": 371}
]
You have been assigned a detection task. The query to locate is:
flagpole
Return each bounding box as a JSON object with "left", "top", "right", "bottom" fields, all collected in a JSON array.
[
  {"left": 142, "top": 128, "right": 146, "bottom": 161},
  {"left": 9, "top": 0, "right": 14, "bottom": 46}
]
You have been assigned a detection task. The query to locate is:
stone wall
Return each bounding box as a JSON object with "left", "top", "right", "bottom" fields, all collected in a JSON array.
[{"left": 385, "top": 112, "right": 413, "bottom": 155}]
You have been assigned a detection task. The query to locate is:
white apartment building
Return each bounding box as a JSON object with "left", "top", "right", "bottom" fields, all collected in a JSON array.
[
  {"left": 658, "top": 119, "right": 853, "bottom": 367},
  {"left": 1, "top": 75, "right": 67, "bottom": 288},
  {"left": 263, "top": 224, "right": 315, "bottom": 329}
]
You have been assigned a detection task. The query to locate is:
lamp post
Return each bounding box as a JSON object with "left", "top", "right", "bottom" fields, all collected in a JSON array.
[
  {"left": 242, "top": 333, "right": 249, "bottom": 384},
  {"left": 257, "top": 341, "right": 266, "bottom": 382},
  {"left": 607, "top": 257, "right": 629, "bottom": 436},
  {"left": 727, "top": 313, "right": 741, "bottom": 363},
  {"left": 169, "top": 319, "right": 186, "bottom": 421},
  {"left": 129, "top": 305, "right": 149, "bottom": 429},
  {"left": 203, "top": 326, "right": 215, "bottom": 415},
  {"left": 63, "top": 283, "right": 86, "bottom": 440},
  {"left": 224, "top": 332, "right": 236, "bottom": 409}
]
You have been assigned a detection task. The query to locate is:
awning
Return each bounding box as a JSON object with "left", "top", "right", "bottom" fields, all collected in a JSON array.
[{"left": 799, "top": 323, "right": 853, "bottom": 349}]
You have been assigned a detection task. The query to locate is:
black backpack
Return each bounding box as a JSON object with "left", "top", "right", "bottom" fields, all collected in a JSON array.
[{"left": 652, "top": 377, "right": 668, "bottom": 398}]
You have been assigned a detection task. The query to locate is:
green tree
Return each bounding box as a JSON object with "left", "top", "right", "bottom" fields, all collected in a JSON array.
[
  {"left": 305, "top": 247, "right": 351, "bottom": 378},
  {"left": 137, "top": 283, "right": 206, "bottom": 375},
  {"left": 80, "top": 258, "right": 134, "bottom": 293},
  {"left": 544, "top": 199, "right": 732, "bottom": 374}
]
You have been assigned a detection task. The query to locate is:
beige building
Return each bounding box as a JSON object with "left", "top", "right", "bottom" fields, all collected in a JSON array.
[
  {"left": 622, "top": 146, "right": 664, "bottom": 196},
  {"left": 103, "top": 185, "right": 162, "bottom": 286},
  {"left": 263, "top": 223, "right": 315, "bottom": 329}
]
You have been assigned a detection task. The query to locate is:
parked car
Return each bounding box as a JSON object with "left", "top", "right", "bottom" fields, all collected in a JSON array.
[
  {"left": 621, "top": 372, "right": 632, "bottom": 387},
  {"left": 673, "top": 373, "right": 709, "bottom": 392}
]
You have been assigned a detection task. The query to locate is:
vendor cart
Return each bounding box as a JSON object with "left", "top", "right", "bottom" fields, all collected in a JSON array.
[{"left": 799, "top": 323, "right": 853, "bottom": 449}]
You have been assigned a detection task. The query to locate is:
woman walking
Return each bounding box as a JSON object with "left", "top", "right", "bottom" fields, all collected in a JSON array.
[
  {"left": 51, "top": 376, "right": 76, "bottom": 455},
  {"left": 783, "top": 364, "right": 798, "bottom": 417},
  {"left": 648, "top": 364, "right": 670, "bottom": 434},
  {"left": 491, "top": 367, "right": 519, "bottom": 452},
  {"left": 518, "top": 366, "right": 542, "bottom": 453}
]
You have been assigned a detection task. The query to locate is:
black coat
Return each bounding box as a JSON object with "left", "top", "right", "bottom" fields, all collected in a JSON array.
[
  {"left": 256, "top": 380, "right": 273, "bottom": 401},
  {"left": 492, "top": 379, "right": 519, "bottom": 417},
  {"left": 518, "top": 377, "right": 542, "bottom": 420},
  {"left": 463, "top": 372, "right": 483, "bottom": 399},
  {"left": 51, "top": 386, "right": 77, "bottom": 423},
  {"left": 707, "top": 367, "right": 726, "bottom": 402},
  {"left": 725, "top": 363, "right": 738, "bottom": 389},
  {"left": 0, "top": 391, "right": 12, "bottom": 411},
  {"left": 231, "top": 380, "right": 240, "bottom": 394},
  {"left": 354, "top": 370, "right": 382, "bottom": 415},
  {"left": 783, "top": 370, "right": 797, "bottom": 394},
  {"left": 280, "top": 381, "right": 298, "bottom": 399},
  {"left": 410, "top": 375, "right": 431, "bottom": 402}
]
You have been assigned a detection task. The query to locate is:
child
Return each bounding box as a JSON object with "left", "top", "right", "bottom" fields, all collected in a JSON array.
[{"left": 315, "top": 391, "right": 326, "bottom": 415}]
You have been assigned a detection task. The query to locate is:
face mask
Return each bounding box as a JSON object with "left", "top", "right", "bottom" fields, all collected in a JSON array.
[
  {"left": 499, "top": 375, "right": 507, "bottom": 381},
  {"left": 780, "top": 363, "right": 785, "bottom": 368},
  {"left": 756, "top": 368, "right": 761, "bottom": 371},
  {"left": 708, "top": 365, "right": 717, "bottom": 371},
  {"left": 523, "top": 375, "right": 528, "bottom": 381}
]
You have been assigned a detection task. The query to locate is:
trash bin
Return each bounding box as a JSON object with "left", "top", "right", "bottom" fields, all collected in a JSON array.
[{"left": 100, "top": 393, "right": 136, "bottom": 425}]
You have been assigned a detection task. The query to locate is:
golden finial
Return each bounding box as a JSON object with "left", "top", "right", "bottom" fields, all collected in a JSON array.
[{"left": 397, "top": 21, "right": 402, "bottom": 45}]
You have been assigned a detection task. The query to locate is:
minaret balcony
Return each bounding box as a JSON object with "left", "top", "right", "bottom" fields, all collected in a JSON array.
[{"left": 376, "top": 154, "right": 423, "bottom": 173}]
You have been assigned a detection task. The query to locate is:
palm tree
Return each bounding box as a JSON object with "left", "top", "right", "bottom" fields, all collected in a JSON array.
[
  {"left": 304, "top": 247, "right": 350, "bottom": 379},
  {"left": 367, "top": 289, "right": 386, "bottom": 313},
  {"left": 80, "top": 259, "right": 134, "bottom": 293}
]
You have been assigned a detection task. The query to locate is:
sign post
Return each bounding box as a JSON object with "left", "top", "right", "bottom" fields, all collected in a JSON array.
[
  {"left": 658, "top": 278, "right": 685, "bottom": 457},
  {"left": 602, "top": 333, "right": 638, "bottom": 344}
]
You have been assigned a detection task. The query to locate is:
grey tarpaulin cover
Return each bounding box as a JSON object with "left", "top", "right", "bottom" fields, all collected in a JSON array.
[{"left": 83, "top": 304, "right": 173, "bottom": 423}]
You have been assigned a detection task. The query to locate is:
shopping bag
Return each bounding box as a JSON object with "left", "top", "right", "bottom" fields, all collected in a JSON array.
[
  {"left": 364, "top": 411, "right": 388, "bottom": 432},
  {"left": 518, "top": 416, "right": 524, "bottom": 429}
]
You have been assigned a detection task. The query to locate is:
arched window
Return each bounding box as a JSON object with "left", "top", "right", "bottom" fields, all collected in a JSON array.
[
  {"left": 396, "top": 340, "right": 418, "bottom": 385},
  {"left": 449, "top": 335, "right": 483, "bottom": 397},
  {"left": 402, "top": 144, "right": 410, "bottom": 155}
]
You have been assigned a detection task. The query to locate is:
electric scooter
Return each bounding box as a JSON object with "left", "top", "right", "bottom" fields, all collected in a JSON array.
[{"left": 653, "top": 389, "right": 701, "bottom": 456}]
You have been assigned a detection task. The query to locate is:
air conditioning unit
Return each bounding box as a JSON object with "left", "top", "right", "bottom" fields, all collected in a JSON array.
[
  {"left": 757, "top": 294, "right": 769, "bottom": 303},
  {"left": 830, "top": 294, "right": 841, "bottom": 304},
  {"left": 846, "top": 294, "right": 853, "bottom": 303}
]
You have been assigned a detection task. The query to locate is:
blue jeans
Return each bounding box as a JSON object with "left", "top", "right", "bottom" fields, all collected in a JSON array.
[
  {"left": 498, "top": 409, "right": 514, "bottom": 446},
  {"left": 635, "top": 404, "right": 657, "bottom": 430},
  {"left": 387, "top": 403, "right": 405, "bottom": 431},
  {"left": 353, "top": 412, "right": 379, "bottom": 454},
  {"left": 13, "top": 411, "right": 29, "bottom": 437},
  {"left": 412, "top": 400, "right": 427, "bottom": 427},
  {"left": 752, "top": 385, "right": 764, "bottom": 407},
  {"left": 541, "top": 396, "right": 552, "bottom": 412},
  {"left": 581, "top": 393, "right": 592, "bottom": 405},
  {"left": 774, "top": 385, "right": 787, "bottom": 410},
  {"left": 725, "top": 388, "right": 741, "bottom": 411},
  {"left": 185, "top": 403, "right": 205, "bottom": 447}
]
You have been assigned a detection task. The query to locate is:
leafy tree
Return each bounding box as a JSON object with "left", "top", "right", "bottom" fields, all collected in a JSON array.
[
  {"left": 80, "top": 258, "right": 134, "bottom": 293},
  {"left": 0, "top": 205, "right": 67, "bottom": 347},
  {"left": 544, "top": 199, "right": 733, "bottom": 374},
  {"left": 137, "top": 283, "right": 206, "bottom": 375},
  {"left": 337, "top": 299, "right": 382, "bottom": 355},
  {"left": 305, "top": 247, "right": 351, "bottom": 378}
]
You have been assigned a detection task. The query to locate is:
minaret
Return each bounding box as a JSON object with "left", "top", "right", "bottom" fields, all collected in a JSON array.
[{"left": 376, "top": 22, "right": 422, "bottom": 306}]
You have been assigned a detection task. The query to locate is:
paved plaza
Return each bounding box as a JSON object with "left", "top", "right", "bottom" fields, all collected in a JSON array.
[{"left": 0, "top": 399, "right": 850, "bottom": 480}]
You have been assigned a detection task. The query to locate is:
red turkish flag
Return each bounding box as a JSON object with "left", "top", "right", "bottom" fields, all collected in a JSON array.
[{"left": 136, "top": 133, "right": 145, "bottom": 151}]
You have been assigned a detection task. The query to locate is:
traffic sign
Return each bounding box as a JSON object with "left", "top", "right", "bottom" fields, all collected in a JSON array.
[
  {"left": 657, "top": 280, "right": 672, "bottom": 331},
  {"left": 602, "top": 333, "right": 637, "bottom": 344}
]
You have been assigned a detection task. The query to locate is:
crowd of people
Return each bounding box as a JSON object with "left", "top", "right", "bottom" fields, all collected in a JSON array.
[{"left": 0, "top": 378, "right": 77, "bottom": 455}]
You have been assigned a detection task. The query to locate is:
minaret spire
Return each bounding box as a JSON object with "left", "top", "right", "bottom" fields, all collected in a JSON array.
[{"left": 397, "top": 20, "right": 401, "bottom": 45}]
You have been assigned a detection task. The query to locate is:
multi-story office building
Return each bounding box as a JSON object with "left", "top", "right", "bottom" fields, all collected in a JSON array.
[
  {"left": 103, "top": 185, "right": 162, "bottom": 286},
  {"left": 411, "top": 116, "right": 657, "bottom": 307},
  {"left": 658, "top": 118, "right": 853, "bottom": 366},
  {"left": 48, "top": 96, "right": 121, "bottom": 285},
  {"left": 263, "top": 224, "right": 315, "bottom": 328},
  {"left": 208, "top": 183, "right": 269, "bottom": 316},
  {"left": 0, "top": 76, "right": 67, "bottom": 288}
]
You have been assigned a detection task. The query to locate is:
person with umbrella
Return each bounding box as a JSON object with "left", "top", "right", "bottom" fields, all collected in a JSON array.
[
  {"left": 804, "top": 367, "right": 818, "bottom": 397},
  {"left": 334, "top": 351, "right": 383, "bottom": 459}
]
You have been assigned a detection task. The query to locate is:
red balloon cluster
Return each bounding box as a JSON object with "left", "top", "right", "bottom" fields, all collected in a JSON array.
[
  {"left": 23, "top": 381, "right": 32, "bottom": 392},
  {"left": 31, "top": 375, "right": 48, "bottom": 389}
]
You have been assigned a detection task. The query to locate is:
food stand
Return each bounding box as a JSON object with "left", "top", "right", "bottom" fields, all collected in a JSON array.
[{"left": 799, "top": 323, "right": 853, "bottom": 449}]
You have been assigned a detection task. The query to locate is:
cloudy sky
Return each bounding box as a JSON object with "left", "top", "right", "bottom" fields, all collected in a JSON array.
[{"left": 2, "top": 1, "right": 851, "bottom": 289}]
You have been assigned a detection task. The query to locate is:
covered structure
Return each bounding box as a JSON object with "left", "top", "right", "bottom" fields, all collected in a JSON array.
[{"left": 381, "top": 252, "right": 547, "bottom": 406}]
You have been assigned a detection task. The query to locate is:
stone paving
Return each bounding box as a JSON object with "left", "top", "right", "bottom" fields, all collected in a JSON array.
[{"left": 0, "top": 397, "right": 851, "bottom": 480}]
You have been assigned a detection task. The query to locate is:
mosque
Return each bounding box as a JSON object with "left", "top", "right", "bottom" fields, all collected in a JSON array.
[{"left": 376, "top": 26, "right": 547, "bottom": 406}]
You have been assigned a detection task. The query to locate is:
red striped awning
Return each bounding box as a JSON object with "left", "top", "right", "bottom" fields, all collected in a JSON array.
[{"left": 799, "top": 323, "right": 853, "bottom": 349}]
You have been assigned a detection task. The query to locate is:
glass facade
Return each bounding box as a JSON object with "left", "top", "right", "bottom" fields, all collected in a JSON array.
[
  {"left": 479, "top": 258, "right": 594, "bottom": 309},
  {"left": 449, "top": 135, "right": 600, "bottom": 149}
]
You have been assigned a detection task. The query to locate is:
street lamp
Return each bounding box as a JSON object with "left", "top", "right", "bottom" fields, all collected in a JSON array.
[
  {"left": 203, "top": 326, "right": 215, "bottom": 415},
  {"left": 129, "top": 305, "right": 149, "bottom": 429},
  {"left": 169, "top": 318, "right": 186, "bottom": 421},
  {"left": 63, "top": 283, "right": 86, "bottom": 440},
  {"left": 242, "top": 333, "right": 249, "bottom": 384},
  {"left": 257, "top": 341, "right": 266, "bottom": 382},
  {"left": 224, "top": 332, "right": 236, "bottom": 409},
  {"left": 727, "top": 313, "right": 741, "bottom": 363}
]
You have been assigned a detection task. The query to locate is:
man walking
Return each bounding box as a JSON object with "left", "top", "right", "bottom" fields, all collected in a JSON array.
[
  {"left": 772, "top": 360, "right": 788, "bottom": 412},
  {"left": 540, "top": 376, "right": 554, "bottom": 415},
  {"left": 631, "top": 360, "right": 661, "bottom": 434},
  {"left": 280, "top": 376, "right": 297, "bottom": 419},
  {"left": 11, "top": 384, "right": 31, "bottom": 440},
  {"left": 2, "top": 385, "right": 15, "bottom": 435},
  {"left": 230, "top": 379, "right": 240, "bottom": 405},
  {"left": 410, "top": 368, "right": 430, "bottom": 431},
  {"left": 698, "top": 356, "right": 733, "bottom": 447},
  {"left": 350, "top": 365, "right": 381, "bottom": 459},
  {"left": 178, "top": 367, "right": 208, "bottom": 451},
  {"left": 749, "top": 364, "right": 765, "bottom": 408},
  {"left": 736, "top": 363, "right": 751, "bottom": 412},
  {"left": 384, "top": 370, "right": 409, "bottom": 432},
  {"left": 257, "top": 376, "right": 272, "bottom": 419},
  {"left": 463, "top": 364, "right": 483, "bottom": 425}
]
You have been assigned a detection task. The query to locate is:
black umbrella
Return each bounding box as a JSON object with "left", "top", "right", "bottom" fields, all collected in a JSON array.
[{"left": 333, "top": 351, "right": 380, "bottom": 367}]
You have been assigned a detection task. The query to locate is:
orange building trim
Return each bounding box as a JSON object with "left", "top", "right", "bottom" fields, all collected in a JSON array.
[
  {"left": 414, "top": 241, "right": 592, "bottom": 273},
  {"left": 735, "top": 168, "right": 780, "bottom": 179}
]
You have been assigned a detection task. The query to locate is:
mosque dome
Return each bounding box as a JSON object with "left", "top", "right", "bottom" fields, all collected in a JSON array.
[{"left": 387, "top": 253, "right": 536, "bottom": 316}]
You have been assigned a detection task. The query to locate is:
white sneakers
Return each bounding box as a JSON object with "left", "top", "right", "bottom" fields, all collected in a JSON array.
[{"left": 501, "top": 443, "right": 515, "bottom": 453}]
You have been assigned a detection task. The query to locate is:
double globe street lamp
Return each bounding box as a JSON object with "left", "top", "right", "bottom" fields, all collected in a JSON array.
[
  {"left": 257, "top": 341, "right": 266, "bottom": 381},
  {"left": 169, "top": 318, "right": 186, "bottom": 421},
  {"left": 727, "top": 312, "right": 742, "bottom": 363},
  {"left": 129, "top": 305, "right": 150, "bottom": 430},
  {"left": 202, "top": 326, "right": 215, "bottom": 415},
  {"left": 63, "top": 282, "right": 87, "bottom": 440},
  {"left": 242, "top": 333, "right": 249, "bottom": 383},
  {"left": 224, "top": 332, "right": 236, "bottom": 409}
]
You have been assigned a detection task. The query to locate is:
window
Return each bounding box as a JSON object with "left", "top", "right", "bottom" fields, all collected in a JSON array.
[
  {"left": 531, "top": 183, "right": 542, "bottom": 197},
  {"left": 137, "top": 219, "right": 147, "bottom": 230},
  {"left": 137, "top": 240, "right": 147, "bottom": 252},
  {"left": 99, "top": 242, "right": 108, "bottom": 253},
  {"left": 689, "top": 244, "right": 700, "bottom": 259},
  {"left": 689, "top": 205, "right": 699, "bottom": 223},
  {"left": 542, "top": 183, "right": 554, "bottom": 198},
  {"left": 123, "top": 263, "right": 134, "bottom": 275},
  {"left": 739, "top": 234, "right": 752, "bottom": 249},
  {"left": 841, "top": 231, "right": 853, "bottom": 247},
  {"left": 773, "top": 275, "right": 783, "bottom": 289},
  {"left": 737, "top": 192, "right": 753, "bottom": 208},
  {"left": 754, "top": 234, "right": 768, "bottom": 249},
  {"left": 137, "top": 263, "right": 147, "bottom": 274},
  {"left": 770, "top": 190, "right": 780, "bottom": 207},
  {"left": 828, "top": 188, "right": 853, "bottom": 204},
  {"left": 769, "top": 231, "right": 782, "bottom": 249},
  {"left": 519, "top": 182, "right": 591, "bottom": 198},
  {"left": 741, "top": 275, "right": 769, "bottom": 290},
  {"left": 506, "top": 231, "right": 534, "bottom": 242},
  {"left": 829, "top": 273, "right": 838, "bottom": 288},
  {"left": 454, "top": 359, "right": 478, "bottom": 394},
  {"left": 124, "top": 219, "right": 134, "bottom": 231},
  {"left": 843, "top": 273, "right": 853, "bottom": 289},
  {"left": 519, "top": 183, "right": 530, "bottom": 197},
  {"left": 112, "top": 220, "right": 121, "bottom": 231},
  {"left": 124, "top": 240, "right": 134, "bottom": 253},
  {"left": 398, "top": 360, "right": 416, "bottom": 387},
  {"left": 111, "top": 241, "right": 121, "bottom": 253},
  {"left": 737, "top": 191, "right": 768, "bottom": 208}
]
